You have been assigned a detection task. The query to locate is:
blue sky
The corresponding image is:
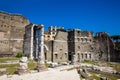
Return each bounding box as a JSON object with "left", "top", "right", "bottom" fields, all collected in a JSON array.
[{"left": 0, "top": 0, "right": 120, "bottom": 35}]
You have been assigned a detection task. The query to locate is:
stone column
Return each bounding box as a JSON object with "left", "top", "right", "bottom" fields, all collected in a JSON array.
[
  {"left": 17, "top": 57, "right": 28, "bottom": 75},
  {"left": 39, "top": 24, "right": 45, "bottom": 64},
  {"left": 37, "top": 24, "right": 47, "bottom": 72},
  {"left": 72, "top": 54, "right": 77, "bottom": 65},
  {"left": 35, "top": 37, "right": 38, "bottom": 59},
  {"left": 30, "top": 24, "right": 34, "bottom": 60},
  {"left": 107, "top": 36, "right": 110, "bottom": 62}
]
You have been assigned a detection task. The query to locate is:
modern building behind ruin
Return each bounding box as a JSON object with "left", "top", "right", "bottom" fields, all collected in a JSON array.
[
  {"left": 0, "top": 12, "right": 29, "bottom": 57},
  {"left": 23, "top": 24, "right": 115, "bottom": 63}
]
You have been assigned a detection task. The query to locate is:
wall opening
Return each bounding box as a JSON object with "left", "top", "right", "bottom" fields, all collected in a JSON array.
[
  {"left": 89, "top": 54, "right": 91, "bottom": 59},
  {"left": 85, "top": 54, "right": 87, "bottom": 59},
  {"left": 68, "top": 52, "right": 72, "bottom": 61},
  {"left": 78, "top": 53, "right": 80, "bottom": 62},
  {"left": 55, "top": 54, "right": 58, "bottom": 59},
  {"left": 44, "top": 52, "right": 47, "bottom": 60},
  {"left": 81, "top": 53, "right": 83, "bottom": 59},
  {"left": 65, "top": 53, "right": 67, "bottom": 58}
]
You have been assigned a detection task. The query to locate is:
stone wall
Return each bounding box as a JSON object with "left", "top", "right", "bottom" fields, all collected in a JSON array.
[
  {"left": 52, "top": 30, "right": 68, "bottom": 62},
  {"left": 95, "top": 32, "right": 115, "bottom": 61},
  {"left": 0, "top": 11, "right": 116, "bottom": 62},
  {"left": 0, "top": 12, "right": 29, "bottom": 56},
  {"left": 23, "top": 24, "right": 33, "bottom": 55},
  {"left": 44, "top": 41, "right": 53, "bottom": 62},
  {"left": 75, "top": 30, "right": 94, "bottom": 62},
  {"left": 67, "top": 30, "right": 95, "bottom": 62},
  {"left": 67, "top": 30, "right": 115, "bottom": 62},
  {"left": 23, "top": 24, "right": 116, "bottom": 63}
]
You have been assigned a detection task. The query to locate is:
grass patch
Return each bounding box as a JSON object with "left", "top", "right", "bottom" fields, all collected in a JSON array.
[
  {"left": 45, "top": 63, "right": 50, "bottom": 68},
  {"left": 0, "top": 64, "right": 18, "bottom": 75},
  {"left": 89, "top": 72, "right": 101, "bottom": 80},
  {"left": 28, "top": 61, "right": 49, "bottom": 70},
  {"left": 0, "top": 57, "right": 20, "bottom": 75},
  {"left": 101, "top": 74, "right": 118, "bottom": 80},
  {"left": 0, "top": 57, "right": 20, "bottom": 63},
  {"left": 0, "top": 61, "right": 37, "bottom": 75},
  {"left": 89, "top": 71, "right": 119, "bottom": 80},
  {"left": 28, "top": 61, "right": 37, "bottom": 70},
  {"left": 107, "top": 62, "right": 120, "bottom": 72},
  {"left": 82, "top": 61, "right": 120, "bottom": 72}
]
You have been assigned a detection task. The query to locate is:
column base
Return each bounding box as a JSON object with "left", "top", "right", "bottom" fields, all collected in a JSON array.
[
  {"left": 36, "top": 63, "right": 48, "bottom": 72},
  {"left": 17, "top": 67, "right": 29, "bottom": 75},
  {"left": 30, "top": 56, "right": 34, "bottom": 60}
]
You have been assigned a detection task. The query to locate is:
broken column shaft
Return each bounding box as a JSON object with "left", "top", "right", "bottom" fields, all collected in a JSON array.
[{"left": 37, "top": 24, "right": 47, "bottom": 72}]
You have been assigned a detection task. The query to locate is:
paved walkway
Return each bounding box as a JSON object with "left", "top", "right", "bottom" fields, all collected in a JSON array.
[{"left": 0, "top": 65, "right": 80, "bottom": 80}]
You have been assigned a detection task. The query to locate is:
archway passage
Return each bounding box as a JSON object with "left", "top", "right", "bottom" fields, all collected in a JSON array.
[
  {"left": 44, "top": 44, "right": 49, "bottom": 61},
  {"left": 44, "top": 52, "right": 47, "bottom": 60},
  {"left": 68, "top": 52, "right": 72, "bottom": 61}
]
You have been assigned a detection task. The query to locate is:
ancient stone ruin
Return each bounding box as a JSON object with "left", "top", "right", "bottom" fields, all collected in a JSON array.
[
  {"left": 0, "top": 11, "right": 117, "bottom": 64},
  {"left": 24, "top": 25, "right": 116, "bottom": 64},
  {"left": 17, "top": 57, "right": 29, "bottom": 75},
  {"left": 0, "top": 11, "right": 29, "bottom": 57}
]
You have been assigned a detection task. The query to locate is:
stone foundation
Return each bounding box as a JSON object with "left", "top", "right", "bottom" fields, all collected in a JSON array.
[
  {"left": 17, "top": 57, "right": 29, "bottom": 75},
  {"left": 36, "top": 64, "right": 48, "bottom": 72},
  {"left": 17, "top": 67, "right": 29, "bottom": 75}
]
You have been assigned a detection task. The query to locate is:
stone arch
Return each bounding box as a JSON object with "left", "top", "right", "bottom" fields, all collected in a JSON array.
[
  {"left": 44, "top": 44, "right": 49, "bottom": 51},
  {"left": 77, "top": 53, "right": 80, "bottom": 62},
  {"left": 44, "top": 44, "right": 49, "bottom": 60},
  {"left": 81, "top": 53, "right": 83, "bottom": 59}
]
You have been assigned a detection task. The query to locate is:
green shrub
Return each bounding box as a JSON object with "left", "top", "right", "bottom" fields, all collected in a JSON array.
[{"left": 15, "top": 52, "right": 25, "bottom": 58}]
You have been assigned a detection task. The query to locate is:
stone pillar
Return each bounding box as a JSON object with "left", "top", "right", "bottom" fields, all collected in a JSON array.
[
  {"left": 17, "top": 57, "right": 28, "bottom": 75},
  {"left": 87, "top": 53, "right": 89, "bottom": 59},
  {"left": 107, "top": 36, "right": 110, "bottom": 62},
  {"left": 30, "top": 24, "right": 34, "bottom": 60},
  {"left": 72, "top": 54, "right": 77, "bottom": 65},
  {"left": 90, "top": 54, "right": 92, "bottom": 61},
  {"left": 35, "top": 37, "right": 38, "bottom": 59},
  {"left": 39, "top": 24, "right": 45, "bottom": 64},
  {"left": 37, "top": 24, "right": 47, "bottom": 72}
]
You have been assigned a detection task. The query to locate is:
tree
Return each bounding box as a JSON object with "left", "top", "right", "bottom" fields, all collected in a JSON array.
[
  {"left": 111, "top": 35, "right": 120, "bottom": 42},
  {"left": 111, "top": 35, "right": 120, "bottom": 50}
]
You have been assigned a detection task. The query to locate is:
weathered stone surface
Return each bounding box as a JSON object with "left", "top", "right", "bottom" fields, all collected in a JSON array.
[
  {"left": 17, "top": 57, "right": 28, "bottom": 75},
  {"left": 24, "top": 25, "right": 115, "bottom": 64},
  {"left": 36, "top": 64, "right": 47, "bottom": 72},
  {"left": 49, "top": 62, "right": 58, "bottom": 68},
  {"left": 0, "top": 11, "right": 29, "bottom": 56},
  {"left": 95, "top": 32, "right": 115, "bottom": 61},
  {"left": 20, "top": 57, "right": 28, "bottom": 63},
  {"left": 52, "top": 30, "right": 68, "bottom": 63}
]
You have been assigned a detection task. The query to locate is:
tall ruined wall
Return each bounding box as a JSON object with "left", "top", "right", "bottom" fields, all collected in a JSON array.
[
  {"left": 0, "top": 12, "right": 29, "bottom": 56},
  {"left": 67, "top": 30, "right": 115, "bottom": 62},
  {"left": 95, "top": 32, "right": 115, "bottom": 61},
  {"left": 23, "top": 24, "right": 33, "bottom": 55},
  {"left": 53, "top": 30, "right": 68, "bottom": 62},
  {"left": 75, "top": 31, "right": 94, "bottom": 61},
  {"left": 68, "top": 30, "right": 75, "bottom": 54}
]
